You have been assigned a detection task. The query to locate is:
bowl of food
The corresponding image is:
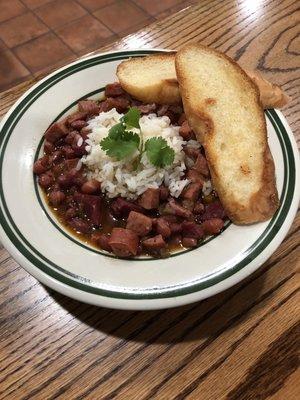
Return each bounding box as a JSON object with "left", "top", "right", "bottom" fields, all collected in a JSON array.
[{"left": 0, "top": 46, "right": 298, "bottom": 310}]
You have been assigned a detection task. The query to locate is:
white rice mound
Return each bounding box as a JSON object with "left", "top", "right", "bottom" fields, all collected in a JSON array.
[{"left": 81, "top": 108, "right": 206, "bottom": 200}]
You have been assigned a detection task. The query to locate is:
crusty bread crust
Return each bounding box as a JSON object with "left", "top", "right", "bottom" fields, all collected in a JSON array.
[
  {"left": 117, "top": 54, "right": 181, "bottom": 105},
  {"left": 117, "top": 53, "right": 288, "bottom": 109},
  {"left": 175, "top": 44, "right": 279, "bottom": 224}
]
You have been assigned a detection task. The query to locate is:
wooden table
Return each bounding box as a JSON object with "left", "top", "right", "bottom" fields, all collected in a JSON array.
[{"left": 0, "top": 1, "right": 299, "bottom": 399}]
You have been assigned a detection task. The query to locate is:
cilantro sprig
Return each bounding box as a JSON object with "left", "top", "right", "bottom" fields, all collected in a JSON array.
[
  {"left": 145, "top": 137, "right": 175, "bottom": 168},
  {"left": 100, "top": 107, "right": 175, "bottom": 168}
]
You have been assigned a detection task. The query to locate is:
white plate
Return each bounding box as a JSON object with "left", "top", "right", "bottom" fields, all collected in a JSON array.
[{"left": 0, "top": 49, "right": 299, "bottom": 310}]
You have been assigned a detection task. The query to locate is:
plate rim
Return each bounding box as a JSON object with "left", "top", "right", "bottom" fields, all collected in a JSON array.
[{"left": 0, "top": 49, "right": 299, "bottom": 309}]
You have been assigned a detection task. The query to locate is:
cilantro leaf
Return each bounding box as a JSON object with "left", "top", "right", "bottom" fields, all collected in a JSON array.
[
  {"left": 100, "top": 126, "right": 140, "bottom": 161},
  {"left": 108, "top": 122, "right": 125, "bottom": 139},
  {"left": 145, "top": 137, "right": 175, "bottom": 168},
  {"left": 123, "top": 107, "right": 141, "bottom": 129}
]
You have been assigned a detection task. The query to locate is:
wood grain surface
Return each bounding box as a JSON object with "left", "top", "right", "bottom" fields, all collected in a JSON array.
[{"left": 0, "top": 1, "right": 299, "bottom": 399}]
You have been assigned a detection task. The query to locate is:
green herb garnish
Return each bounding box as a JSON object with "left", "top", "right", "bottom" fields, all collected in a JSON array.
[
  {"left": 100, "top": 107, "right": 174, "bottom": 167},
  {"left": 145, "top": 137, "right": 175, "bottom": 168}
]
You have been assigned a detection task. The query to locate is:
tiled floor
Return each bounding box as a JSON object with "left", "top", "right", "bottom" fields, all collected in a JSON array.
[{"left": 0, "top": 0, "right": 197, "bottom": 92}]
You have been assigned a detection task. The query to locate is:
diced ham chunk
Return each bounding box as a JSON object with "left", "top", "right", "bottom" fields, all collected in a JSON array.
[
  {"left": 137, "top": 103, "right": 156, "bottom": 114},
  {"left": 45, "top": 121, "right": 68, "bottom": 143},
  {"left": 163, "top": 199, "right": 193, "bottom": 219},
  {"left": 193, "top": 153, "right": 210, "bottom": 177},
  {"left": 202, "top": 201, "right": 226, "bottom": 221},
  {"left": 181, "top": 221, "right": 204, "bottom": 239},
  {"left": 201, "top": 218, "right": 224, "bottom": 235},
  {"left": 111, "top": 197, "right": 144, "bottom": 218},
  {"left": 74, "top": 193, "right": 102, "bottom": 226},
  {"left": 186, "top": 169, "right": 205, "bottom": 185},
  {"left": 138, "top": 188, "right": 160, "bottom": 210},
  {"left": 179, "top": 120, "right": 193, "bottom": 140},
  {"left": 78, "top": 100, "right": 99, "bottom": 116},
  {"left": 108, "top": 228, "right": 139, "bottom": 257},
  {"left": 156, "top": 218, "right": 171, "bottom": 238},
  {"left": 99, "top": 97, "right": 130, "bottom": 113},
  {"left": 182, "top": 182, "right": 202, "bottom": 202},
  {"left": 142, "top": 234, "right": 166, "bottom": 251},
  {"left": 105, "top": 82, "right": 125, "bottom": 97},
  {"left": 67, "top": 112, "right": 87, "bottom": 126},
  {"left": 126, "top": 211, "right": 152, "bottom": 236}
]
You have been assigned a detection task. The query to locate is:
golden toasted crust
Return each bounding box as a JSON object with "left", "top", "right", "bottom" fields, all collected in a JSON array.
[
  {"left": 116, "top": 54, "right": 181, "bottom": 105},
  {"left": 117, "top": 53, "right": 288, "bottom": 109},
  {"left": 175, "top": 44, "right": 279, "bottom": 224}
]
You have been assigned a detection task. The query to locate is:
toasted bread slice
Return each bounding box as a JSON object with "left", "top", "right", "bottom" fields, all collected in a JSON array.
[
  {"left": 116, "top": 53, "right": 181, "bottom": 105},
  {"left": 175, "top": 44, "right": 279, "bottom": 224},
  {"left": 117, "top": 54, "right": 288, "bottom": 109}
]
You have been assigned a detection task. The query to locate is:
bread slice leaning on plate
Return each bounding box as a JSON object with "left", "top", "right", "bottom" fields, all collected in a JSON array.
[
  {"left": 116, "top": 53, "right": 180, "bottom": 105},
  {"left": 175, "top": 44, "right": 279, "bottom": 224}
]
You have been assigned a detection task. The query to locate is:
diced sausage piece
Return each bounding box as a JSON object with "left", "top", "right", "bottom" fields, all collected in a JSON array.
[
  {"left": 202, "top": 201, "right": 226, "bottom": 221},
  {"left": 44, "top": 140, "right": 55, "bottom": 155},
  {"left": 107, "top": 97, "right": 130, "bottom": 113},
  {"left": 91, "top": 232, "right": 112, "bottom": 252},
  {"left": 70, "top": 120, "right": 87, "bottom": 130},
  {"left": 194, "top": 201, "right": 205, "bottom": 214},
  {"left": 142, "top": 234, "right": 166, "bottom": 251},
  {"left": 69, "top": 218, "right": 90, "bottom": 234},
  {"left": 67, "top": 112, "right": 87, "bottom": 126},
  {"left": 182, "top": 182, "right": 202, "bottom": 202},
  {"left": 157, "top": 105, "right": 169, "bottom": 116},
  {"left": 108, "top": 228, "right": 139, "bottom": 257},
  {"left": 49, "top": 191, "right": 65, "bottom": 206},
  {"left": 193, "top": 154, "right": 210, "bottom": 177},
  {"left": 159, "top": 185, "right": 169, "bottom": 201},
  {"left": 45, "top": 121, "right": 68, "bottom": 143},
  {"left": 163, "top": 199, "right": 193, "bottom": 219},
  {"left": 81, "top": 179, "right": 101, "bottom": 194},
  {"left": 110, "top": 197, "right": 144, "bottom": 218},
  {"left": 183, "top": 146, "right": 201, "bottom": 160},
  {"left": 38, "top": 172, "right": 54, "bottom": 189},
  {"left": 74, "top": 193, "right": 102, "bottom": 226},
  {"left": 105, "top": 82, "right": 125, "bottom": 97},
  {"left": 78, "top": 100, "right": 99, "bottom": 116},
  {"left": 126, "top": 211, "right": 152, "bottom": 236},
  {"left": 182, "top": 237, "right": 198, "bottom": 248},
  {"left": 201, "top": 218, "right": 224, "bottom": 235},
  {"left": 137, "top": 103, "right": 156, "bottom": 114},
  {"left": 156, "top": 218, "right": 171, "bottom": 238},
  {"left": 33, "top": 156, "right": 49, "bottom": 175},
  {"left": 161, "top": 214, "right": 178, "bottom": 223},
  {"left": 71, "top": 133, "right": 86, "bottom": 156},
  {"left": 179, "top": 120, "right": 193, "bottom": 140},
  {"left": 138, "top": 188, "right": 160, "bottom": 210},
  {"left": 186, "top": 169, "right": 205, "bottom": 185},
  {"left": 181, "top": 221, "right": 204, "bottom": 239},
  {"left": 178, "top": 113, "right": 186, "bottom": 125},
  {"left": 170, "top": 222, "right": 182, "bottom": 234}
]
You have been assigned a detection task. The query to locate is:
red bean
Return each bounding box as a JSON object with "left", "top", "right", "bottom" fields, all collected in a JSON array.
[
  {"left": 159, "top": 186, "right": 169, "bottom": 201},
  {"left": 170, "top": 223, "right": 182, "bottom": 234},
  {"left": 38, "top": 172, "right": 54, "bottom": 188},
  {"left": 194, "top": 201, "right": 205, "bottom": 214},
  {"left": 65, "top": 132, "right": 77, "bottom": 145},
  {"left": 182, "top": 237, "right": 198, "bottom": 248},
  {"left": 63, "top": 145, "right": 76, "bottom": 159},
  {"left": 69, "top": 218, "right": 90, "bottom": 234},
  {"left": 44, "top": 141, "right": 55, "bottom": 155},
  {"left": 65, "top": 208, "right": 77, "bottom": 219},
  {"left": 49, "top": 150, "right": 63, "bottom": 165},
  {"left": 57, "top": 174, "right": 73, "bottom": 189},
  {"left": 80, "top": 179, "right": 101, "bottom": 194},
  {"left": 33, "top": 159, "right": 48, "bottom": 175},
  {"left": 49, "top": 191, "right": 65, "bottom": 206},
  {"left": 70, "top": 120, "right": 87, "bottom": 130}
]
